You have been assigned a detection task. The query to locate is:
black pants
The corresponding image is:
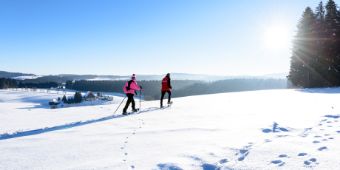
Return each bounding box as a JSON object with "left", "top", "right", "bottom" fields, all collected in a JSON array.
[
  {"left": 123, "top": 93, "right": 136, "bottom": 112},
  {"left": 160, "top": 90, "right": 171, "bottom": 107}
]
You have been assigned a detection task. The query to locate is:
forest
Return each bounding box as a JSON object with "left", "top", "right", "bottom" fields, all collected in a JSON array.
[{"left": 289, "top": 0, "right": 340, "bottom": 87}]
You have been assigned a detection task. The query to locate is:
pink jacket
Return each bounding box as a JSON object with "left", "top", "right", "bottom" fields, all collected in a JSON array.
[{"left": 123, "top": 80, "right": 141, "bottom": 94}]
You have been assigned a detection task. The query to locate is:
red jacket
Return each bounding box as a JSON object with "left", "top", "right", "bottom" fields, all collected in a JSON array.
[{"left": 161, "top": 76, "right": 171, "bottom": 92}]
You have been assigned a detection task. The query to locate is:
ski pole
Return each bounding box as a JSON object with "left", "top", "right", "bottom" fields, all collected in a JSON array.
[
  {"left": 139, "top": 89, "right": 142, "bottom": 110},
  {"left": 113, "top": 96, "right": 126, "bottom": 114}
]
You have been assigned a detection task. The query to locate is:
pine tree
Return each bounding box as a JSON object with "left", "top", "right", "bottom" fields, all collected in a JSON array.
[
  {"left": 74, "top": 92, "right": 83, "bottom": 103},
  {"left": 289, "top": 7, "right": 317, "bottom": 87},
  {"left": 62, "top": 95, "right": 67, "bottom": 103},
  {"left": 324, "top": 0, "right": 340, "bottom": 86},
  {"left": 313, "top": 1, "right": 329, "bottom": 87},
  {"left": 316, "top": 1, "right": 326, "bottom": 21}
]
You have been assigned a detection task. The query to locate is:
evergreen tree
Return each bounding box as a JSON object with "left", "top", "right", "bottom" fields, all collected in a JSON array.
[
  {"left": 316, "top": 1, "right": 326, "bottom": 21},
  {"left": 289, "top": 0, "right": 340, "bottom": 87},
  {"left": 313, "top": 1, "right": 329, "bottom": 87},
  {"left": 74, "top": 92, "right": 83, "bottom": 103},
  {"left": 324, "top": 0, "right": 340, "bottom": 85},
  {"left": 289, "top": 7, "right": 317, "bottom": 87},
  {"left": 62, "top": 95, "right": 67, "bottom": 103}
]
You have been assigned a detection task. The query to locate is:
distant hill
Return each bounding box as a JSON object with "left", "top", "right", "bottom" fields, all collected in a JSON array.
[
  {"left": 0, "top": 71, "right": 35, "bottom": 79},
  {"left": 22, "top": 74, "right": 125, "bottom": 83},
  {"left": 84, "top": 73, "right": 288, "bottom": 81},
  {"left": 0, "top": 70, "right": 287, "bottom": 83}
]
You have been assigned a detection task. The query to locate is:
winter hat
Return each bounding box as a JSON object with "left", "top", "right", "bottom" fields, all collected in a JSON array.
[{"left": 131, "top": 74, "right": 136, "bottom": 80}]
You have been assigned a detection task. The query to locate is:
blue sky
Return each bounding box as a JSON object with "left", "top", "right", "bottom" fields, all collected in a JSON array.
[{"left": 0, "top": 0, "right": 322, "bottom": 75}]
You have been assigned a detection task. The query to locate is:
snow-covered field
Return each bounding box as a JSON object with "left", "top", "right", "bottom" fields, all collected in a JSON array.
[{"left": 1, "top": 88, "right": 340, "bottom": 170}]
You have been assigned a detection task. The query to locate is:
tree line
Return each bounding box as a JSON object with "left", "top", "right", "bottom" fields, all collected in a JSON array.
[
  {"left": 66, "top": 79, "right": 287, "bottom": 100},
  {"left": 289, "top": 0, "right": 340, "bottom": 87},
  {"left": 0, "top": 78, "right": 17, "bottom": 89},
  {"left": 0, "top": 78, "right": 59, "bottom": 89},
  {"left": 1, "top": 78, "right": 287, "bottom": 100},
  {"left": 65, "top": 80, "right": 201, "bottom": 100}
]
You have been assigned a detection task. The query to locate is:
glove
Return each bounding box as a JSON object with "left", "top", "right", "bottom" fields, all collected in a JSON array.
[{"left": 140, "top": 85, "right": 143, "bottom": 89}]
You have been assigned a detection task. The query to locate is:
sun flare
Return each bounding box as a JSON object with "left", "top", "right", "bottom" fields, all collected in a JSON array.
[{"left": 263, "top": 25, "right": 292, "bottom": 50}]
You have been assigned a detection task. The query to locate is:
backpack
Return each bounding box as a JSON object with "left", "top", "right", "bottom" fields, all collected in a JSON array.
[{"left": 126, "top": 80, "right": 133, "bottom": 91}]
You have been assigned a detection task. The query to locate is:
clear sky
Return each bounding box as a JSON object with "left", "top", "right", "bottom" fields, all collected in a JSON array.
[{"left": 0, "top": 0, "right": 323, "bottom": 76}]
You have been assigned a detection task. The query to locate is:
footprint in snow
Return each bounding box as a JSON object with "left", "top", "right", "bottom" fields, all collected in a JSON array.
[
  {"left": 310, "top": 158, "right": 317, "bottom": 162},
  {"left": 236, "top": 145, "right": 252, "bottom": 162},
  {"left": 324, "top": 134, "right": 330, "bottom": 136},
  {"left": 304, "top": 160, "right": 311, "bottom": 166},
  {"left": 237, "top": 149, "right": 249, "bottom": 161},
  {"left": 278, "top": 154, "right": 288, "bottom": 158},
  {"left": 271, "top": 160, "right": 285, "bottom": 167},
  {"left": 298, "top": 153, "right": 308, "bottom": 157},
  {"left": 336, "top": 131, "right": 340, "bottom": 133},
  {"left": 318, "top": 146, "right": 328, "bottom": 151},
  {"left": 304, "top": 158, "right": 318, "bottom": 167},
  {"left": 314, "top": 135, "right": 322, "bottom": 138},
  {"left": 328, "top": 137, "right": 334, "bottom": 140},
  {"left": 219, "top": 159, "right": 228, "bottom": 164},
  {"left": 313, "top": 140, "right": 320, "bottom": 144}
]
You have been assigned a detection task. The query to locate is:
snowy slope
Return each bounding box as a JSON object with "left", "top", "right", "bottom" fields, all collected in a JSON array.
[{"left": 1, "top": 88, "right": 340, "bottom": 169}]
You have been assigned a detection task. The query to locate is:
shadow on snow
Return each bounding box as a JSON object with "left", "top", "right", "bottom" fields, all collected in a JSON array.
[
  {"left": 0, "top": 107, "right": 162, "bottom": 141},
  {"left": 297, "top": 88, "right": 340, "bottom": 94}
]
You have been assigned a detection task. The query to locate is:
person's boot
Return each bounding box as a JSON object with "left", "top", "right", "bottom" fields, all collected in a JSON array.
[
  {"left": 122, "top": 110, "right": 128, "bottom": 115},
  {"left": 132, "top": 108, "right": 139, "bottom": 112},
  {"left": 167, "top": 101, "right": 173, "bottom": 105}
]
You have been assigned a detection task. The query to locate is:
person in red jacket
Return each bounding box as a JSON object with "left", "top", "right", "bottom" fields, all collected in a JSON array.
[
  {"left": 122, "top": 74, "right": 142, "bottom": 115},
  {"left": 160, "top": 73, "right": 172, "bottom": 108}
]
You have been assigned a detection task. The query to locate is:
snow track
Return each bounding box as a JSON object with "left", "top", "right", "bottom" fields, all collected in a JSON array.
[{"left": 2, "top": 89, "right": 340, "bottom": 169}]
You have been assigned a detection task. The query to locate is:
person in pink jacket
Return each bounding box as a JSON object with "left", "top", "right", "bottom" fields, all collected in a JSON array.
[{"left": 122, "top": 74, "right": 142, "bottom": 115}]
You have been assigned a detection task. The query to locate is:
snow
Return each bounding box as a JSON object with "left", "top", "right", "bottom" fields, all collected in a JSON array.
[
  {"left": 1, "top": 88, "right": 340, "bottom": 169},
  {"left": 12, "top": 75, "right": 41, "bottom": 80},
  {"left": 86, "top": 77, "right": 129, "bottom": 81}
]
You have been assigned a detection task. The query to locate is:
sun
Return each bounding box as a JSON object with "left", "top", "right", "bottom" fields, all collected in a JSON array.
[{"left": 263, "top": 25, "right": 292, "bottom": 50}]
